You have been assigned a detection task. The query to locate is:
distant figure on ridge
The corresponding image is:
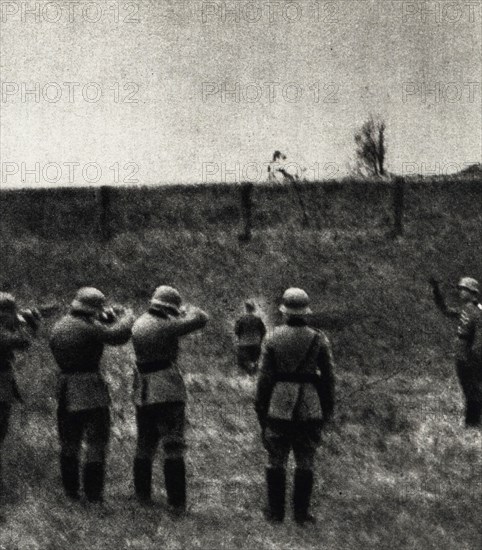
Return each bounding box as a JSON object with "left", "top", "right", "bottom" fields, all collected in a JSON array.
[{"left": 234, "top": 300, "right": 266, "bottom": 375}]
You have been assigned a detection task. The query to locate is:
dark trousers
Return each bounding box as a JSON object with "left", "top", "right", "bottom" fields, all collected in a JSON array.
[
  {"left": 57, "top": 404, "right": 111, "bottom": 462},
  {"left": 135, "top": 402, "right": 186, "bottom": 460},
  {"left": 456, "top": 359, "right": 482, "bottom": 426},
  {"left": 0, "top": 403, "right": 12, "bottom": 446},
  {"left": 263, "top": 419, "right": 322, "bottom": 470}
]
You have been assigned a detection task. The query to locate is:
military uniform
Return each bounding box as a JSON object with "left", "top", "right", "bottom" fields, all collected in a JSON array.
[
  {"left": 432, "top": 277, "right": 482, "bottom": 427},
  {"left": 0, "top": 293, "right": 40, "bottom": 487},
  {"left": 131, "top": 286, "right": 208, "bottom": 511},
  {"left": 234, "top": 304, "right": 266, "bottom": 375},
  {"left": 255, "top": 288, "right": 335, "bottom": 524},
  {"left": 49, "top": 288, "right": 133, "bottom": 502}
]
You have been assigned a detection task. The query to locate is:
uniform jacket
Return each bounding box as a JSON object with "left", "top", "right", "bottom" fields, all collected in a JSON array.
[
  {"left": 49, "top": 311, "right": 133, "bottom": 411},
  {"left": 0, "top": 323, "right": 31, "bottom": 403},
  {"left": 235, "top": 313, "right": 266, "bottom": 347},
  {"left": 255, "top": 318, "right": 335, "bottom": 424},
  {"left": 433, "top": 289, "right": 482, "bottom": 362},
  {"left": 131, "top": 307, "right": 208, "bottom": 406}
]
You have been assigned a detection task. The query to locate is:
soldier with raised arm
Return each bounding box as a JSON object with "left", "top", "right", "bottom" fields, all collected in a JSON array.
[
  {"left": 131, "top": 286, "right": 209, "bottom": 514},
  {"left": 255, "top": 288, "right": 335, "bottom": 525},
  {"left": 49, "top": 287, "right": 134, "bottom": 503},
  {"left": 430, "top": 276, "right": 482, "bottom": 427},
  {"left": 0, "top": 293, "right": 41, "bottom": 491}
]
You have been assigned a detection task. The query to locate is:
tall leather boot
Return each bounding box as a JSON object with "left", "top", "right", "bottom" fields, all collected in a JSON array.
[
  {"left": 134, "top": 458, "right": 153, "bottom": 504},
  {"left": 163, "top": 458, "right": 186, "bottom": 515},
  {"left": 83, "top": 462, "right": 105, "bottom": 503},
  {"left": 264, "top": 467, "right": 286, "bottom": 523},
  {"left": 465, "top": 400, "right": 482, "bottom": 427},
  {"left": 293, "top": 468, "right": 315, "bottom": 525},
  {"left": 60, "top": 454, "right": 80, "bottom": 501}
]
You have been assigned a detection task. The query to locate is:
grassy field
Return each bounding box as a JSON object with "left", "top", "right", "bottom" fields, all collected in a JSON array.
[{"left": 0, "top": 180, "right": 481, "bottom": 549}]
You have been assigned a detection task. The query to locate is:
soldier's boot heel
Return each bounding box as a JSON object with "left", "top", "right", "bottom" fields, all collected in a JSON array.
[
  {"left": 134, "top": 458, "right": 153, "bottom": 504},
  {"left": 60, "top": 454, "right": 80, "bottom": 501},
  {"left": 263, "top": 467, "right": 286, "bottom": 523},
  {"left": 293, "top": 468, "right": 315, "bottom": 525},
  {"left": 164, "top": 458, "right": 186, "bottom": 516},
  {"left": 83, "top": 462, "right": 105, "bottom": 503},
  {"left": 465, "top": 400, "right": 482, "bottom": 427}
]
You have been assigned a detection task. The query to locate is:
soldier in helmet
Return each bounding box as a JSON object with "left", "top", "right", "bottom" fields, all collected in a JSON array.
[
  {"left": 255, "top": 288, "right": 335, "bottom": 525},
  {"left": 131, "top": 286, "right": 208, "bottom": 514},
  {"left": 49, "top": 287, "right": 134, "bottom": 502},
  {"left": 234, "top": 300, "right": 267, "bottom": 375},
  {"left": 430, "top": 276, "right": 482, "bottom": 427},
  {"left": 0, "top": 293, "right": 41, "bottom": 490}
]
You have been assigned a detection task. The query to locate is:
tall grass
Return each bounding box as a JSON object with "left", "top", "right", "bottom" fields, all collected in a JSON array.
[{"left": 0, "top": 182, "right": 481, "bottom": 549}]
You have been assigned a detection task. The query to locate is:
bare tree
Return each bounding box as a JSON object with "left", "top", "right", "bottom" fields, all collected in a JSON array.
[{"left": 354, "top": 116, "right": 386, "bottom": 177}]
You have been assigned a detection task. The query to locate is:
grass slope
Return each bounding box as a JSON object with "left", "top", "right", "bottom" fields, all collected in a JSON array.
[{"left": 0, "top": 187, "right": 481, "bottom": 549}]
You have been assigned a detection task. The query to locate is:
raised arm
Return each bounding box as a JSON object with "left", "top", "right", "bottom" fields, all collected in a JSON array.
[
  {"left": 429, "top": 278, "right": 459, "bottom": 319},
  {"left": 94, "top": 310, "right": 135, "bottom": 346},
  {"left": 164, "top": 307, "right": 209, "bottom": 338},
  {"left": 258, "top": 318, "right": 267, "bottom": 339},
  {"left": 0, "top": 325, "right": 31, "bottom": 351}
]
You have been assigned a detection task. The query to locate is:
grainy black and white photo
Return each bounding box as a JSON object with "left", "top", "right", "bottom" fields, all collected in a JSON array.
[{"left": 0, "top": 1, "right": 481, "bottom": 548}]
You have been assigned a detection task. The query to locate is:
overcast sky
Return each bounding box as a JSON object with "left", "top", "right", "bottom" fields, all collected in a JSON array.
[{"left": 0, "top": 0, "right": 481, "bottom": 187}]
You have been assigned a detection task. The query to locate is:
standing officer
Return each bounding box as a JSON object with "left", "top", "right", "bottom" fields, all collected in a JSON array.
[
  {"left": 234, "top": 300, "right": 267, "bottom": 375},
  {"left": 0, "top": 293, "right": 41, "bottom": 490},
  {"left": 255, "top": 288, "right": 335, "bottom": 525},
  {"left": 430, "top": 276, "right": 482, "bottom": 427},
  {"left": 49, "top": 287, "right": 134, "bottom": 502},
  {"left": 131, "top": 286, "right": 208, "bottom": 514}
]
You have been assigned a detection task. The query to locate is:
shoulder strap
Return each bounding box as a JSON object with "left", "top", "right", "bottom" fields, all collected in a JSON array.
[{"left": 295, "top": 332, "right": 319, "bottom": 374}]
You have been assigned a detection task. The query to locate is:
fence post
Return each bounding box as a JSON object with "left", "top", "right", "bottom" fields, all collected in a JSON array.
[
  {"left": 392, "top": 176, "right": 405, "bottom": 237},
  {"left": 238, "top": 181, "right": 253, "bottom": 242},
  {"left": 98, "top": 185, "right": 113, "bottom": 241},
  {"left": 291, "top": 179, "right": 310, "bottom": 228}
]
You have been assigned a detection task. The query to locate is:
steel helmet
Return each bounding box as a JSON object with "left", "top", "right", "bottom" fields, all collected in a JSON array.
[
  {"left": 150, "top": 286, "right": 183, "bottom": 315},
  {"left": 70, "top": 287, "right": 106, "bottom": 315},
  {"left": 0, "top": 292, "right": 16, "bottom": 313},
  {"left": 457, "top": 277, "right": 479, "bottom": 295},
  {"left": 279, "top": 288, "right": 312, "bottom": 315}
]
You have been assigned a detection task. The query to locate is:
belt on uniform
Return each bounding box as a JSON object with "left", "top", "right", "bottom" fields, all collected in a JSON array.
[
  {"left": 136, "top": 360, "right": 173, "bottom": 374},
  {"left": 274, "top": 372, "right": 320, "bottom": 384},
  {"left": 57, "top": 371, "right": 110, "bottom": 412}
]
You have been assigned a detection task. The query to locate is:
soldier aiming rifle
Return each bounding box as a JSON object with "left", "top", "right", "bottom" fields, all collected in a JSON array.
[
  {"left": 131, "top": 286, "right": 209, "bottom": 514},
  {"left": 49, "top": 287, "right": 134, "bottom": 503},
  {"left": 0, "top": 293, "right": 41, "bottom": 493}
]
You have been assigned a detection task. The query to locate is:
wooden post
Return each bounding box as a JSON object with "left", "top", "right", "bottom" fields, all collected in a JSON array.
[
  {"left": 98, "top": 185, "right": 113, "bottom": 241},
  {"left": 392, "top": 176, "right": 405, "bottom": 237},
  {"left": 238, "top": 182, "right": 253, "bottom": 242},
  {"left": 291, "top": 178, "right": 310, "bottom": 228}
]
